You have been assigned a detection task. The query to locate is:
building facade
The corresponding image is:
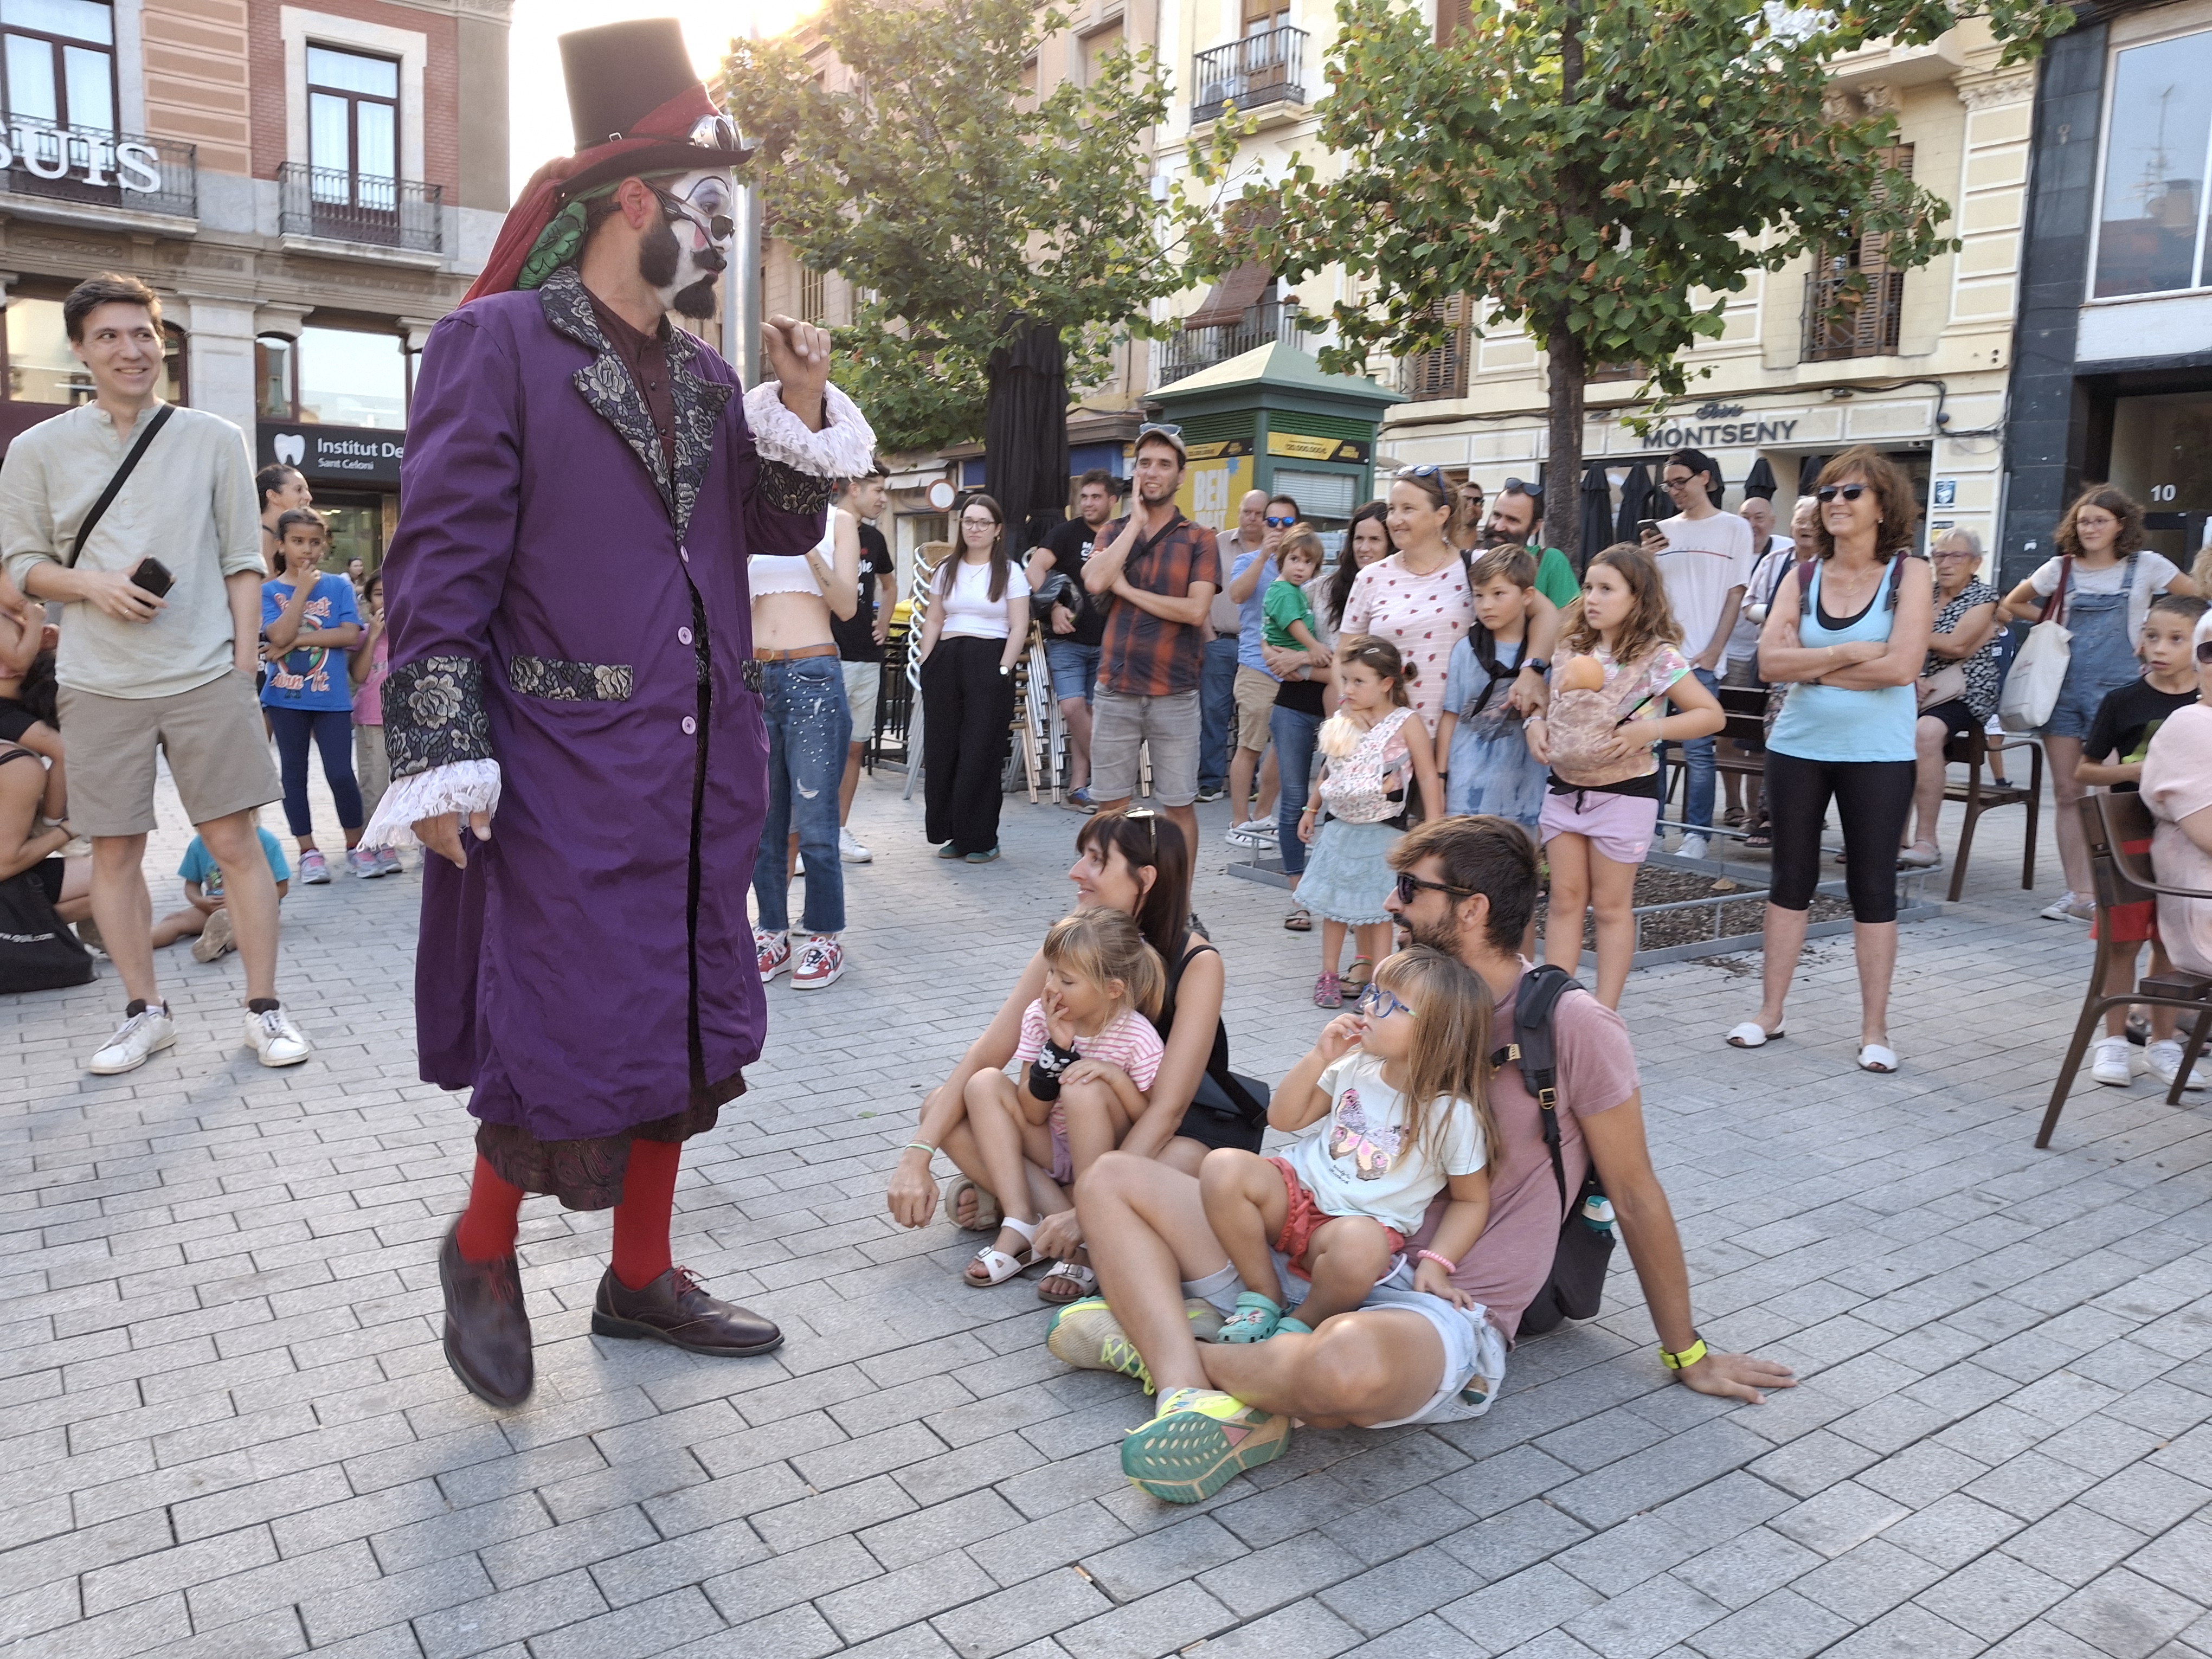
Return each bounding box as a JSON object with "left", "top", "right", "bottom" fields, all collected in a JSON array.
[
  {"left": 2002, "top": 0, "right": 2212, "bottom": 588},
  {"left": 0, "top": 0, "right": 509, "bottom": 571},
  {"left": 1373, "top": 20, "right": 2034, "bottom": 555}
]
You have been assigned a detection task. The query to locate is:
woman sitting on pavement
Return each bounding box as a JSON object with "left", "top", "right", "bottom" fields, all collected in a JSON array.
[
  {"left": 1899, "top": 528, "right": 2002, "bottom": 870},
  {"left": 886, "top": 808, "right": 1268, "bottom": 1303},
  {"left": 0, "top": 737, "right": 88, "bottom": 928},
  {"left": 1056, "top": 815, "right": 1794, "bottom": 1506}
]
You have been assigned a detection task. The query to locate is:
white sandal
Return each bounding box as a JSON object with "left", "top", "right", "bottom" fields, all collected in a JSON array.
[
  {"left": 1726, "top": 1022, "right": 1784, "bottom": 1049},
  {"left": 1038, "top": 1259, "right": 1098, "bottom": 1304},
  {"left": 963, "top": 1216, "right": 1038, "bottom": 1286},
  {"left": 1857, "top": 1045, "right": 1900, "bottom": 1074}
]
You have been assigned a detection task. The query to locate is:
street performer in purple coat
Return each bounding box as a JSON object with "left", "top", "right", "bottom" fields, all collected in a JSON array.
[{"left": 364, "top": 20, "right": 874, "bottom": 1409}]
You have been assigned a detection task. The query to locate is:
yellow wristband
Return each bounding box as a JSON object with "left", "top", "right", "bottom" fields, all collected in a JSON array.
[{"left": 1660, "top": 1336, "right": 1708, "bottom": 1371}]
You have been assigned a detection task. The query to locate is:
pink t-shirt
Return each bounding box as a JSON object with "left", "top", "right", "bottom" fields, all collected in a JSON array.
[
  {"left": 1404, "top": 969, "right": 1640, "bottom": 1342},
  {"left": 352, "top": 627, "right": 389, "bottom": 726},
  {"left": 1014, "top": 1002, "right": 1163, "bottom": 1090},
  {"left": 2143, "top": 701, "right": 2212, "bottom": 976},
  {"left": 1340, "top": 554, "right": 1473, "bottom": 735}
]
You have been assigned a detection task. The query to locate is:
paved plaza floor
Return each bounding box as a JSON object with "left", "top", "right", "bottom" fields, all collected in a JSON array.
[{"left": 4, "top": 762, "right": 2210, "bottom": 1659}]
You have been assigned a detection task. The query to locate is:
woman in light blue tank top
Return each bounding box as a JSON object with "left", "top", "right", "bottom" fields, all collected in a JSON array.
[{"left": 1726, "top": 448, "right": 1932, "bottom": 1075}]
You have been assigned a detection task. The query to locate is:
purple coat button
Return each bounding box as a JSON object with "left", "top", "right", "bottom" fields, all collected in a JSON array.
[{"left": 678, "top": 626, "right": 693, "bottom": 645}]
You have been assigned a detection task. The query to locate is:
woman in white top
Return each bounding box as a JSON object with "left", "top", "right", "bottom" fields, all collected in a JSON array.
[
  {"left": 918, "top": 494, "right": 1032, "bottom": 862},
  {"left": 750, "top": 510, "right": 859, "bottom": 989}
]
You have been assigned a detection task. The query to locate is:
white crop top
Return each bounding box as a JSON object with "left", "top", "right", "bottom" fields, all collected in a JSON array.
[
  {"left": 750, "top": 523, "right": 833, "bottom": 600},
  {"left": 937, "top": 557, "right": 1031, "bottom": 639}
]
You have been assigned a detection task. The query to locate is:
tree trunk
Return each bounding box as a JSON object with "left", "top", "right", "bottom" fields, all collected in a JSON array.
[{"left": 1545, "top": 316, "right": 1587, "bottom": 569}]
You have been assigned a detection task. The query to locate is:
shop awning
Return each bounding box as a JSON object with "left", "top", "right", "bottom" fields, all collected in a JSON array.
[{"left": 1183, "top": 261, "right": 1272, "bottom": 331}]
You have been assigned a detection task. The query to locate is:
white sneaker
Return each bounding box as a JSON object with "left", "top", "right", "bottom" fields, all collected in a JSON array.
[
  {"left": 245, "top": 1005, "right": 311, "bottom": 1068},
  {"left": 792, "top": 934, "right": 845, "bottom": 988},
  {"left": 2041, "top": 896, "right": 2094, "bottom": 922},
  {"left": 839, "top": 826, "right": 873, "bottom": 864},
  {"left": 1677, "top": 833, "right": 1712, "bottom": 861},
  {"left": 792, "top": 852, "right": 806, "bottom": 877},
  {"left": 2091, "top": 1037, "right": 2139, "bottom": 1088},
  {"left": 88, "top": 1003, "right": 175, "bottom": 1075},
  {"left": 2144, "top": 1039, "right": 2210, "bottom": 1091}
]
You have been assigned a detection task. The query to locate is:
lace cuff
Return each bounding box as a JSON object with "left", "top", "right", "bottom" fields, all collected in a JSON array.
[
  {"left": 362, "top": 760, "right": 502, "bottom": 850},
  {"left": 745, "top": 381, "right": 877, "bottom": 479}
]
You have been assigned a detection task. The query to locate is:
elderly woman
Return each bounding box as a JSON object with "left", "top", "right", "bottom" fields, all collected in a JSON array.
[{"left": 1899, "top": 529, "right": 2003, "bottom": 869}]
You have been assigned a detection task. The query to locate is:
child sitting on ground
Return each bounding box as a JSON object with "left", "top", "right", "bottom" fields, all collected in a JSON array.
[
  {"left": 153, "top": 818, "right": 292, "bottom": 962},
  {"left": 1437, "top": 544, "right": 1549, "bottom": 833},
  {"left": 959, "top": 909, "right": 1166, "bottom": 1294},
  {"left": 2078, "top": 592, "right": 2211, "bottom": 1092},
  {"left": 1198, "top": 946, "right": 1496, "bottom": 1340}
]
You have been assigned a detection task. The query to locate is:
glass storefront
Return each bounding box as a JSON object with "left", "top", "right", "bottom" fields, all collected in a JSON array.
[
  {"left": 2092, "top": 28, "right": 2212, "bottom": 299},
  {"left": 296, "top": 325, "right": 405, "bottom": 428},
  {"left": 314, "top": 491, "right": 386, "bottom": 576},
  {"left": 2107, "top": 389, "right": 2212, "bottom": 563}
]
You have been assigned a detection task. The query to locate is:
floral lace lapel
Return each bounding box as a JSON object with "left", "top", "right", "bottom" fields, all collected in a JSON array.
[{"left": 539, "top": 266, "right": 728, "bottom": 540}]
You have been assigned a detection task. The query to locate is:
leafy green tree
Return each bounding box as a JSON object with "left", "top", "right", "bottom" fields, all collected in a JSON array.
[
  {"left": 1188, "top": 0, "right": 2068, "bottom": 560},
  {"left": 724, "top": 0, "right": 1181, "bottom": 460}
]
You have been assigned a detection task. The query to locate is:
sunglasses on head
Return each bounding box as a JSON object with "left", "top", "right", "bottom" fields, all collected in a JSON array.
[
  {"left": 1264, "top": 515, "right": 1297, "bottom": 528},
  {"left": 1816, "top": 484, "right": 1870, "bottom": 504},
  {"left": 1121, "top": 806, "right": 1160, "bottom": 860},
  {"left": 1503, "top": 475, "right": 1542, "bottom": 498},
  {"left": 2196, "top": 641, "right": 2212, "bottom": 665},
  {"left": 1396, "top": 464, "right": 1445, "bottom": 481},
  {"left": 1135, "top": 422, "right": 1184, "bottom": 454},
  {"left": 1393, "top": 870, "right": 1474, "bottom": 906}
]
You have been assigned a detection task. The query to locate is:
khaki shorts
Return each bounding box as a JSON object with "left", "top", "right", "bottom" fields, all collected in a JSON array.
[
  {"left": 841, "top": 659, "right": 879, "bottom": 746},
  {"left": 58, "top": 670, "right": 281, "bottom": 838},
  {"left": 1233, "top": 664, "right": 1277, "bottom": 752},
  {"left": 1090, "top": 687, "right": 1201, "bottom": 807}
]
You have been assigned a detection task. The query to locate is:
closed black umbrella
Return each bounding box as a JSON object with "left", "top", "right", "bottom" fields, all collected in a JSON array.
[
  {"left": 984, "top": 316, "right": 1071, "bottom": 556},
  {"left": 1615, "top": 463, "right": 1654, "bottom": 544},
  {"left": 1744, "top": 456, "right": 1778, "bottom": 502},
  {"left": 1797, "top": 453, "right": 1827, "bottom": 497},
  {"left": 1578, "top": 461, "right": 1613, "bottom": 570}
]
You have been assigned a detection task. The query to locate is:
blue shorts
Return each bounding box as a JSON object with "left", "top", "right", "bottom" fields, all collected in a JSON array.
[
  {"left": 1045, "top": 640, "right": 1101, "bottom": 704},
  {"left": 2043, "top": 661, "right": 2138, "bottom": 743}
]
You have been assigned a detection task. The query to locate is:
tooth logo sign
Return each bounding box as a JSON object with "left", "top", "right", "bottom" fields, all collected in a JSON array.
[{"left": 274, "top": 433, "right": 306, "bottom": 466}]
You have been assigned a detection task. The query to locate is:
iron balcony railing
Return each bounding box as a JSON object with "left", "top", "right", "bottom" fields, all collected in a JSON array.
[
  {"left": 1155, "top": 297, "right": 1309, "bottom": 386},
  {"left": 1191, "top": 25, "right": 1308, "bottom": 124},
  {"left": 278, "top": 163, "right": 443, "bottom": 253},
  {"left": 0, "top": 127, "right": 196, "bottom": 220},
  {"left": 1802, "top": 265, "right": 1904, "bottom": 362}
]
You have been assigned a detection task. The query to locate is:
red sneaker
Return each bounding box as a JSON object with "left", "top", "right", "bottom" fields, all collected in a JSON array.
[
  {"left": 792, "top": 934, "right": 844, "bottom": 989},
  {"left": 756, "top": 929, "right": 792, "bottom": 982}
]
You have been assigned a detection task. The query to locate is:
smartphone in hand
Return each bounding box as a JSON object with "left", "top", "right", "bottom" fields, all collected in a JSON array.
[{"left": 128, "top": 556, "right": 174, "bottom": 598}]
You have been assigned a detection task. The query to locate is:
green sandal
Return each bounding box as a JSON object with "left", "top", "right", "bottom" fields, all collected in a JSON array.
[{"left": 1121, "top": 1387, "right": 1291, "bottom": 1504}]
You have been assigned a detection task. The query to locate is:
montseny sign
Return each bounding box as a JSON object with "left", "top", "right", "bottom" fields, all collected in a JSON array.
[{"left": 2, "top": 125, "right": 166, "bottom": 194}]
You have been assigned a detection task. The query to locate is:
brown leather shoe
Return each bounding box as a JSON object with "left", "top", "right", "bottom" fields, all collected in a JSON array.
[
  {"left": 438, "top": 1222, "right": 534, "bottom": 1408},
  {"left": 591, "top": 1265, "right": 783, "bottom": 1357}
]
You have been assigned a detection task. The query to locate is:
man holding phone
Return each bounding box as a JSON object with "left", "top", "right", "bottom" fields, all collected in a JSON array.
[{"left": 0, "top": 272, "right": 305, "bottom": 1076}]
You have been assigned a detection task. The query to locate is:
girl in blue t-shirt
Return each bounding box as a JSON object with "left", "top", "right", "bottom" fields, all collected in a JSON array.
[{"left": 261, "top": 511, "right": 369, "bottom": 884}]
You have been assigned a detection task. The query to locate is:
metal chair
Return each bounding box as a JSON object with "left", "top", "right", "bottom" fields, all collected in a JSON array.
[
  {"left": 2035, "top": 792, "right": 2212, "bottom": 1147},
  {"left": 1943, "top": 728, "right": 2042, "bottom": 903}
]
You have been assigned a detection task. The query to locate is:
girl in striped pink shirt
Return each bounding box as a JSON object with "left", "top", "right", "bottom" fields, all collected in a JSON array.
[{"left": 961, "top": 910, "right": 1166, "bottom": 1288}]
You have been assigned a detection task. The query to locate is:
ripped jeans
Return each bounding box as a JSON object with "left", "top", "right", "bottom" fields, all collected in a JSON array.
[{"left": 752, "top": 653, "right": 851, "bottom": 936}]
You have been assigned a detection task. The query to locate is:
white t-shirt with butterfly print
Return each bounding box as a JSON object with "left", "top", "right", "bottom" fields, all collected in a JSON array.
[{"left": 1279, "top": 1052, "right": 1487, "bottom": 1238}]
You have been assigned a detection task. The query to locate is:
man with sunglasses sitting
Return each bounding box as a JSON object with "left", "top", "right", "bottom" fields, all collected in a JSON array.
[{"left": 1067, "top": 814, "right": 1793, "bottom": 1503}]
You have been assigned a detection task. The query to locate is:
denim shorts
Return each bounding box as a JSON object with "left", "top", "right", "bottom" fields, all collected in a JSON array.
[
  {"left": 2043, "top": 660, "right": 2138, "bottom": 742},
  {"left": 1044, "top": 640, "right": 1101, "bottom": 704}
]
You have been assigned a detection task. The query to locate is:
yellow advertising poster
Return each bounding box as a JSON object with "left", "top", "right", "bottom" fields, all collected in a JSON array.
[
  {"left": 1176, "top": 455, "right": 1250, "bottom": 530},
  {"left": 1266, "top": 431, "right": 1371, "bottom": 463}
]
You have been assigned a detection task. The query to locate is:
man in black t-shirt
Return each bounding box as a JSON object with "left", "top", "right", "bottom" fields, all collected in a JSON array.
[
  {"left": 834, "top": 469, "right": 897, "bottom": 861},
  {"left": 1024, "top": 468, "right": 1118, "bottom": 807}
]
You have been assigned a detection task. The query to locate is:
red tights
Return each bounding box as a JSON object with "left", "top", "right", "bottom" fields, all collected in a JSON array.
[{"left": 454, "top": 1140, "right": 682, "bottom": 1290}]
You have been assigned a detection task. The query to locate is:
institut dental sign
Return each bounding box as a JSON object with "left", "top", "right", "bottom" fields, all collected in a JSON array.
[
  {"left": 258, "top": 424, "right": 404, "bottom": 488},
  {"left": 1, "top": 125, "right": 166, "bottom": 192}
]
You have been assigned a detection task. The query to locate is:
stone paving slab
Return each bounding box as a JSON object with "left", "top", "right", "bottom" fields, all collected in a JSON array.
[{"left": 3, "top": 757, "right": 2210, "bottom": 1658}]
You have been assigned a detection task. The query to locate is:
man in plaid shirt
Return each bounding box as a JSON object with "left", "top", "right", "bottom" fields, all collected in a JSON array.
[{"left": 1082, "top": 425, "right": 1221, "bottom": 863}]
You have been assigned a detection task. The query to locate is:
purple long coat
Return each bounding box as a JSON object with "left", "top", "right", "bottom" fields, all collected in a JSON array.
[{"left": 381, "top": 265, "right": 827, "bottom": 1143}]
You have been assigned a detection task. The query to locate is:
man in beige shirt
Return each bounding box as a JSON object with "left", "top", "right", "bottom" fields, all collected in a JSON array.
[{"left": 1, "top": 272, "right": 307, "bottom": 1076}]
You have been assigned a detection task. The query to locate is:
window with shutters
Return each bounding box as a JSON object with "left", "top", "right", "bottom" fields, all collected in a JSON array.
[
  {"left": 1802, "top": 144, "right": 1911, "bottom": 361},
  {"left": 800, "top": 266, "right": 825, "bottom": 324},
  {"left": 1435, "top": 0, "right": 1471, "bottom": 43},
  {"left": 1404, "top": 294, "right": 1472, "bottom": 401}
]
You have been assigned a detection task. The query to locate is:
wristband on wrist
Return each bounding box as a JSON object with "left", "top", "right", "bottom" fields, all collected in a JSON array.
[
  {"left": 902, "top": 1142, "right": 935, "bottom": 1155},
  {"left": 1659, "top": 1334, "right": 1708, "bottom": 1371},
  {"left": 1413, "top": 1249, "right": 1457, "bottom": 1275}
]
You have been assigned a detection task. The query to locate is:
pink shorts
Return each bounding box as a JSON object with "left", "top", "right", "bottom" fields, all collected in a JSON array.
[
  {"left": 1266, "top": 1157, "right": 1406, "bottom": 1279},
  {"left": 1540, "top": 786, "right": 1659, "bottom": 865}
]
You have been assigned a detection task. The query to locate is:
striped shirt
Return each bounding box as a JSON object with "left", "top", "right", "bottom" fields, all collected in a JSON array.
[
  {"left": 1014, "top": 1003, "right": 1163, "bottom": 1091},
  {"left": 1096, "top": 510, "right": 1221, "bottom": 698}
]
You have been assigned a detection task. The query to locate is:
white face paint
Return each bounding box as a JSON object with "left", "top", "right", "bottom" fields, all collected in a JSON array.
[{"left": 641, "top": 166, "right": 735, "bottom": 319}]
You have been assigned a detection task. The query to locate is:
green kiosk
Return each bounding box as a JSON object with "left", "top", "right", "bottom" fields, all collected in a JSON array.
[{"left": 1149, "top": 341, "right": 1404, "bottom": 542}]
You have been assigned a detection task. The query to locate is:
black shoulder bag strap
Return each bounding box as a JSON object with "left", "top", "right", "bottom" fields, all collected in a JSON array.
[
  {"left": 1489, "top": 962, "right": 1585, "bottom": 1219},
  {"left": 66, "top": 403, "right": 176, "bottom": 569}
]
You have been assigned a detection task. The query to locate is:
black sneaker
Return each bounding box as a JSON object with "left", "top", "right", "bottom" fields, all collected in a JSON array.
[{"left": 1195, "top": 786, "right": 1226, "bottom": 803}]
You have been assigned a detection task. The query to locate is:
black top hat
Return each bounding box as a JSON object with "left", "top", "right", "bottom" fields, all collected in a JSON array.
[{"left": 554, "top": 18, "right": 748, "bottom": 201}]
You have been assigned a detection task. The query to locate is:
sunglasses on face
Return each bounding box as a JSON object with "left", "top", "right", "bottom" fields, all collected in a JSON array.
[
  {"left": 1354, "top": 982, "right": 1412, "bottom": 1020},
  {"left": 1265, "top": 515, "right": 1297, "bottom": 528},
  {"left": 1816, "top": 484, "right": 1870, "bottom": 504},
  {"left": 1393, "top": 870, "right": 1474, "bottom": 906}
]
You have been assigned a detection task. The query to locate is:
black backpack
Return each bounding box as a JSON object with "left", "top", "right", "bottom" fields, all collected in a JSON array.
[{"left": 1491, "top": 964, "right": 1615, "bottom": 1336}]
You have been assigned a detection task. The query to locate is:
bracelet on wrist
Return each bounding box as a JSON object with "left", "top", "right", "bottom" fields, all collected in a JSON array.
[
  {"left": 1413, "top": 1248, "right": 1457, "bottom": 1275},
  {"left": 1659, "top": 1333, "right": 1708, "bottom": 1371},
  {"left": 902, "top": 1142, "right": 935, "bottom": 1158}
]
